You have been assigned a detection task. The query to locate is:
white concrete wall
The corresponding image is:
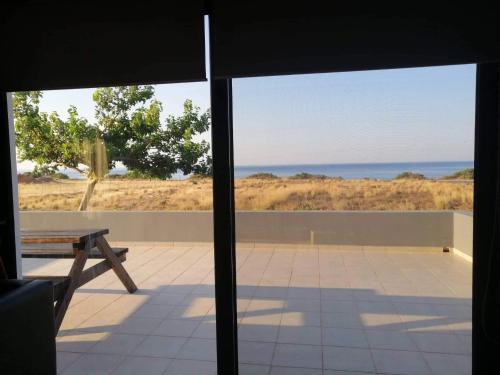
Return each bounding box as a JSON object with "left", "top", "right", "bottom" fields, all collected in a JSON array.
[
  {"left": 20, "top": 210, "right": 456, "bottom": 247},
  {"left": 453, "top": 211, "right": 473, "bottom": 258},
  {"left": 20, "top": 211, "right": 214, "bottom": 242},
  {"left": 236, "top": 211, "right": 453, "bottom": 246}
]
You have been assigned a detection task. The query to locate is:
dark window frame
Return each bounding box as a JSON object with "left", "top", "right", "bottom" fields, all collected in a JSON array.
[
  {"left": 472, "top": 63, "right": 500, "bottom": 374},
  {"left": 210, "top": 78, "right": 239, "bottom": 374},
  {"left": 0, "top": 93, "right": 19, "bottom": 279},
  {"left": 1, "top": 21, "right": 499, "bottom": 375}
]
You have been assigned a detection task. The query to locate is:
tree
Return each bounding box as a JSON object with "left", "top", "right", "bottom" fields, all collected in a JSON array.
[
  {"left": 92, "top": 86, "right": 211, "bottom": 178},
  {"left": 14, "top": 86, "right": 211, "bottom": 210},
  {"left": 13, "top": 91, "right": 97, "bottom": 176}
]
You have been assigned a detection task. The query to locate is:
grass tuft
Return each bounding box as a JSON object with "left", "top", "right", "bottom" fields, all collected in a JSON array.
[
  {"left": 17, "top": 177, "right": 473, "bottom": 211},
  {"left": 395, "top": 172, "right": 426, "bottom": 180}
]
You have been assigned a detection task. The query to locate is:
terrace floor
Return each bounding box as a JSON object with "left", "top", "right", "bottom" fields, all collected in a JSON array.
[{"left": 23, "top": 243, "right": 472, "bottom": 375}]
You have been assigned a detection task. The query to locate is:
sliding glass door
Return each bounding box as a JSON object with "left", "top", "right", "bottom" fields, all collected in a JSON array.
[{"left": 231, "top": 66, "right": 474, "bottom": 374}]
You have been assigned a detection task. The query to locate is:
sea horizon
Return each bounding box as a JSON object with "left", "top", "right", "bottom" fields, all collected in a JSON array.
[
  {"left": 17, "top": 160, "right": 474, "bottom": 180},
  {"left": 232, "top": 160, "right": 473, "bottom": 180}
]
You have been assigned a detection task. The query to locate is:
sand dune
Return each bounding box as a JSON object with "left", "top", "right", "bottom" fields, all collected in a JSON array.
[{"left": 17, "top": 177, "right": 473, "bottom": 211}]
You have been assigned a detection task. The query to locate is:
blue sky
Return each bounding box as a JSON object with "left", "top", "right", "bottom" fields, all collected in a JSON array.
[
  {"left": 233, "top": 64, "right": 476, "bottom": 165},
  {"left": 33, "top": 64, "right": 476, "bottom": 167}
]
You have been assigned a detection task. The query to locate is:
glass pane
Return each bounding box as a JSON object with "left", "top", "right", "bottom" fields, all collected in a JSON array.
[
  {"left": 233, "top": 65, "right": 474, "bottom": 374},
  {"left": 13, "top": 82, "right": 218, "bottom": 374}
]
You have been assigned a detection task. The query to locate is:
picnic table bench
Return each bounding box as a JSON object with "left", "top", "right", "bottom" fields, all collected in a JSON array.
[{"left": 21, "top": 229, "right": 137, "bottom": 333}]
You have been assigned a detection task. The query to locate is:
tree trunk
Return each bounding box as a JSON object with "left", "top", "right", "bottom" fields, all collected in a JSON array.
[{"left": 78, "top": 178, "right": 98, "bottom": 211}]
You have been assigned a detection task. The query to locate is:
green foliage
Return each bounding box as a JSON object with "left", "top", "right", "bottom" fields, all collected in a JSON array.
[
  {"left": 124, "top": 170, "right": 161, "bottom": 179},
  {"left": 246, "top": 173, "right": 280, "bottom": 179},
  {"left": 30, "top": 168, "right": 69, "bottom": 180},
  {"left": 52, "top": 172, "right": 69, "bottom": 179},
  {"left": 32, "top": 166, "right": 52, "bottom": 178},
  {"left": 14, "top": 91, "right": 97, "bottom": 175},
  {"left": 14, "top": 86, "right": 212, "bottom": 179},
  {"left": 445, "top": 168, "right": 474, "bottom": 180},
  {"left": 290, "top": 172, "right": 331, "bottom": 180},
  {"left": 93, "top": 86, "right": 211, "bottom": 178},
  {"left": 395, "top": 172, "right": 426, "bottom": 180}
]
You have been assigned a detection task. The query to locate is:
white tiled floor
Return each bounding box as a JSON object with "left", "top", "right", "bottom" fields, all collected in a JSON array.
[{"left": 23, "top": 243, "right": 472, "bottom": 375}]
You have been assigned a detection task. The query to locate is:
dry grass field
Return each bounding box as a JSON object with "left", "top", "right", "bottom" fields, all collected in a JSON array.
[{"left": 17, "top": 177, "right": 473, "bottom": 211}]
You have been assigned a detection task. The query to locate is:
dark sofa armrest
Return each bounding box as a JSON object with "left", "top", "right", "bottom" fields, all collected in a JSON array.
[{"left": 0, "top": 279, "right": 56, "bottom": 375}]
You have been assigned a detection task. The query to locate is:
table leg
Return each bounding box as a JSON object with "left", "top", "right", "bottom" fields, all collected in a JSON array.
[
  {"left": 53, "top": 249, "right": 88, "bottom": 333},
  {"left": 95, "top": 236, "right": 137, "bottom": 293}
]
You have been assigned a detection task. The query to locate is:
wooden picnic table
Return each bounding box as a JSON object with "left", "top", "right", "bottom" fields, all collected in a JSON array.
[{"left": 21, "top": 229, "right": 137, "bottom": 333}]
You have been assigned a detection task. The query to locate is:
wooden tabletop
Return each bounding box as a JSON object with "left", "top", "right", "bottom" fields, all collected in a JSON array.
[{"left": 21, "top": 229, "right": 109, "bottom": 245}]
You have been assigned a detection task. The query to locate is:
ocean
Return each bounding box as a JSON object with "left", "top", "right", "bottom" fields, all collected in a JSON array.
[
  {"left": 18, "top": 161, "right": 474, "bottom": 180},
  {"left": 233, "top": 161, "right": 473, "bottom": 180}
]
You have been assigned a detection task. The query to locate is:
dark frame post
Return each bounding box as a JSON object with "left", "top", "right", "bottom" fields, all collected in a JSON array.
[
  {"left": 0, "top": 92, "right": 19, "bottom": 278},
  {"left": 210, "top": 77, "right": 239, "bottom": 375},
  {"left": 473, "top": 63, "right": 500, "bottom": 374}
]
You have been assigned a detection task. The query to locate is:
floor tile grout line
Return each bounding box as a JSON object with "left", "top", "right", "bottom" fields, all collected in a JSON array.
[
  {"left": 52, "top": 244, "right": 471, "bottom": 374},
  {"left": 270, "top": 246, "right": 298, "bottom": 374},
  {"left": 64, "top": 246, "right": 210, "bottom": 358},
  {"left": 317, "top": 245, "right": 327, "bottom": 373},
  {"left": 67, "top": 247, "right": 193, "bottom": 335},
  {"left": 133, "top": 246, "right": 201, "bottom": 288}
]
